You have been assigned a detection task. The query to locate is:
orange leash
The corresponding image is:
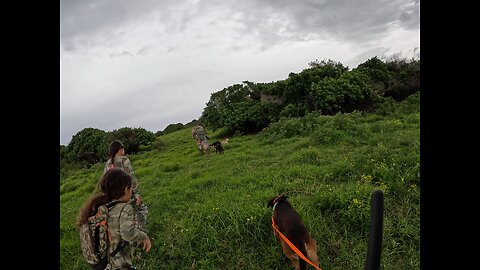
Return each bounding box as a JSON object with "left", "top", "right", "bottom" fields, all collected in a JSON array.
[{"left": 272, "top": 217, "right": 322, "bottom": 270}]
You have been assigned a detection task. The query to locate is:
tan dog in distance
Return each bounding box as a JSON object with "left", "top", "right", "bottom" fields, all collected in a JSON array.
[{"left": 268, "top": 195, "right": 320, "bottom": 270}]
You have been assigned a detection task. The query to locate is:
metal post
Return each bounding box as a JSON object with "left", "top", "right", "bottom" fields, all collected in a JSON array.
[{"left": 364, "top": 189, "right": 384, "bottom": 270}]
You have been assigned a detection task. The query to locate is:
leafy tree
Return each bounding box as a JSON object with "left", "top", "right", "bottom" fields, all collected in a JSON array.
[
  {"left": 201, "top": 84, "right": 252, "bottom": 130},
  {"left": 63, "top": 128, "right": 107, "bottom": 164},
  {"left": 60, "top": 145, "right": 67, "bottom": 160},
  {"left": 200, "top": 57, "right": 417, "bottom": 136},
  {"left": 384, "top": 59, "right": 420, "bottom": 101},
  {"left": 355, "top": 57, "right": 419, "bottom": 101},
  {"left": 356, "top": 56, "right": 392, "bottom": 83},
  {"left": 105, "top": 127, "right": 155, "bottom": 154},
  {"left": 282, "top": 59, "right": 349, "bottom": 111},
  {"left": 279, "top": 103, "right": 306, "bottom": 118},
  {"left": 309, "top": 70, "right": 374, "bottom": 114}
]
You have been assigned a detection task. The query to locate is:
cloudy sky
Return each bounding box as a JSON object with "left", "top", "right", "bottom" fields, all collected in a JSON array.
[{"left": 60, "top": 0, "right": 420, "bottom": 146}]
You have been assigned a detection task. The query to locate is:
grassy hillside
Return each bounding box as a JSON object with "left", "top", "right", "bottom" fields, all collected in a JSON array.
[{"left": 60, "top": 92, "right": 420, "bottom": 269}]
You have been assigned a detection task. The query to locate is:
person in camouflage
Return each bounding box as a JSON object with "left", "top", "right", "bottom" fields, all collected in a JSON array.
[
  {"left": 77, "top": 168, "right": 151, "bottom": 270},
  {"left": 192, "top": 124, "right": 210, "bottom": 155},
  {"left": 104, "top": 140, "right": 148, "bottom": 231}
]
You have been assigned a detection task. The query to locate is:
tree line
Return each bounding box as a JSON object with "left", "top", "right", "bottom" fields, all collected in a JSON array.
[
  {"left": 60, "top": 127, "right": 156, "bottom": 169},
  {"left": 199, "top": 56, "right": 419, "bottom": 136},
  {"left": 60, "top": 56, "right": 419, "bottom": 169}
]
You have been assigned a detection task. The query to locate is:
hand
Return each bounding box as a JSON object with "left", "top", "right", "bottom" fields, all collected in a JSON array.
[
  {"left": 143, "top": 237, "right": 152, "bottom": 252},
  {"left": 135, "top": 195, "right": 142, "bottom": 205}
]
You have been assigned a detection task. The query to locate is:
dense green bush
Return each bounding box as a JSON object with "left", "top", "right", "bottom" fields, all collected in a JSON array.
[
  {"left": 105, "top": 127, "right": 155, "bottom": 154},
  {"left": 61, "top": 127, "right": 157, "bottom": 171},
  {"left": 62, "top": 127, "right": 107, "bottom": 164},
  {"left": 200, "top": 57, "right": 418, "bottom": 136},
  {"left": 309, "top": 70, "right": 375, "bottom": 114}
]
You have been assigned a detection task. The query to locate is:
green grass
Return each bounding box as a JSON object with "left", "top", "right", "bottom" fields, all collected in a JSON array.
[{"left": 60, "top": 93, "right": 420, "bottom": 269}]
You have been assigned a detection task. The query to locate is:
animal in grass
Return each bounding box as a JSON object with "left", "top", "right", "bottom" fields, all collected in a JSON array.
[
  {"left": 221, "top": 138, "right": 229, "bottom": 145},
  {"left": 210, "top": 141, "right": 224, "bottom": 154},
  {"left": 267, "top": 195, "right": 320, "bottom": 270}
]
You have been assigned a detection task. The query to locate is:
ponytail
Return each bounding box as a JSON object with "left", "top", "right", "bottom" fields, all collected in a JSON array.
[{"left": 76, "top": 194, "right": 107, "bottom": 226}]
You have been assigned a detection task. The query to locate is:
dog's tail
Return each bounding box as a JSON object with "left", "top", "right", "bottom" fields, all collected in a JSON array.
[{"left": 290, "top": 235, "right": 307, "bottom": 270}]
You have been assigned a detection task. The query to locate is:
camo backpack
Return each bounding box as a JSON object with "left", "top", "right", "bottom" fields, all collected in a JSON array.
[
  {"left": 193, "top": 125, "right": 206, "bottom": 141},
  {"left": 79, "top": 200, "right": 126, "bottom": 270}
]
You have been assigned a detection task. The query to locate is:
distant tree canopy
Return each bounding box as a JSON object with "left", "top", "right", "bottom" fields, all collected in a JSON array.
[
  {"left": 62, "top": 128, "right": 107, "bottom": 165},
  {"left": 61, "top": 56, "right": 419, "bottom": 169},
  {"left": 200, "top": 57, "right": 419, "bottom": 135},
  {"left": 61, "top": 127, "right": 155, "bottom": 165},
  {"left": 355, "top": 56, "right": 420, "bottom": 101}
]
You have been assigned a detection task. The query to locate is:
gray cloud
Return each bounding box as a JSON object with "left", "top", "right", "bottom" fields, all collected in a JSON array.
[
  {"left": 110, "top": 51, "right": 134, "bottom": 58},
  {"left": 229, "top": 0, "right": 419, "bottom": 48},
  {"left": 61, "top": 0, "right": 419, "bottom": 53},
  {"left": 137, "top": 46, "right": 152, "bottom": 56},
  {"left": 60, "top": 0, "right": 419, "bottom": 145},
  {"left": 60, "top": 0, "right": 178, "bottom": 52}
]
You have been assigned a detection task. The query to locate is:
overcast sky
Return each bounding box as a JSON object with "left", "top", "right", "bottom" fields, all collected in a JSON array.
[{"left": 60, "top": 0, "right": 420, "bottom": 146}]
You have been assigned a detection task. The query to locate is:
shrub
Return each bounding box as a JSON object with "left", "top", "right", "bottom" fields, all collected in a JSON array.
[{"left": 62, "top": 128, "right": 107, "bottom": 164}]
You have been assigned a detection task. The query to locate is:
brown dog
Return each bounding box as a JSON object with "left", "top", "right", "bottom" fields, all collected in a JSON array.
[{"left": 267, "top": 195, "right": 320, "bottom": 270}]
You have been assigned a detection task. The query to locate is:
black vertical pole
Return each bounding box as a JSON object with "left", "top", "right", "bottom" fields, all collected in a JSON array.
[{"left": 364, "top": 189, "right": 384, "bottom": 270}]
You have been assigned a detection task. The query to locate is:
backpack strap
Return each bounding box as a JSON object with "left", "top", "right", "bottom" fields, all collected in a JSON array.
[
  {"left": 110, "top": 239, "right": 127, "bottom": 257},
  {"left": 105, "top": 200, "right": 127, "bottom": 256},
  {"left": 105, "top": 200, "right": 123, "bottom": 209}
]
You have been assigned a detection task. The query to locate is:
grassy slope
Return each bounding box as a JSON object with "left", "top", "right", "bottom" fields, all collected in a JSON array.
[{"left": 60, "top": 93, "right": 420, "bottom": 269}]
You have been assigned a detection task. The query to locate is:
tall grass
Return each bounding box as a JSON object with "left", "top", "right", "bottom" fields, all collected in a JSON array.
[{"left": 60, "top": 93, "right": 420, "bottom": 269}]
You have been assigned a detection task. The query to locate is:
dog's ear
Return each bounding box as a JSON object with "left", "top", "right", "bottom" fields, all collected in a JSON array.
[{"left": 267, "top": 197, "right": 275, "bottom": 208}]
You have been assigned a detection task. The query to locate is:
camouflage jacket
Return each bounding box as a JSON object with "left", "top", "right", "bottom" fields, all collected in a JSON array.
[
  {"left": 192, "top": 125, "right": 207, "bottom": 141},
  {"left": 104, "top": 156, "right": 139, "bottom": 197},
  {"left": 107, "top": 201, "right": 148, "bottom": 269}
]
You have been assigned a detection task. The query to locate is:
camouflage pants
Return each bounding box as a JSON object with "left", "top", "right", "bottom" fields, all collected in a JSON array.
[{"left": 196, "top": 139, "right": 210, "bottom": 155}]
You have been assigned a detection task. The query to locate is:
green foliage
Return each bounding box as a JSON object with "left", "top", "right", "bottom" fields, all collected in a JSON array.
[
  {"left": 61, "top": 59, "right": 420, "bottom": 270},
  {"left": 307, "top": 59, "right": 349, "bottom": 78},
  {"left": 383, "top": 58, "right": 420, "bottom": 101},
  {"left": 261, "top": 111, "right": 370, "bottom": 146},
  {"left": 202, "top": 85, "right": 283, "bottom": 134},
  {"left": 200, "top": 83, "right": 252, "bottom": 130},
  {"left": 62, "top": 128, "right": 107, "bottom": 164},
  {"left": 309, "top": 70, "right": 375, "bottom": 114},
  {"left": 200, "top": 60, "right": 349, "bottom": 135},
  {"left": 105, "top": 127, "right": 155, "bottom": 154},
  {"left": 279, "top": 103, "right": 306, "bottom": 118},
  {"left": 356, "top": 56, "right": 393, "bottom": 84},
  {"left": 152, "top": 138, "right": 167, "bottom": 151},
  {"left": 60, "top": 144, "right": 67, "bottom": 159},
  {"left": 374, "top": 91, "right": 420, "bottom": 116},
  {"left": 61, "top": 127, "right": 157, "bottom": 175},
  {"left": 200, "top": 57, "right": 419, "bottom": 137},
  {"left": 350, "top": 56, "right": 420, "bottom": 102},
  {"left": 161, "top": 123, "right": 185, "bottom": 135},
  {"left": 260, "top": 112, "right": 324, "bottom": 143}
]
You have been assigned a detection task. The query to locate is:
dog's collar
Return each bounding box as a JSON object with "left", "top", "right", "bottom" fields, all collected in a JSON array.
[
  {"left": 272, "top": 201, "right": 279, "bottom": 212},
  {"left": 272, "top": 196, "right": 282, "bottom": 212}
]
